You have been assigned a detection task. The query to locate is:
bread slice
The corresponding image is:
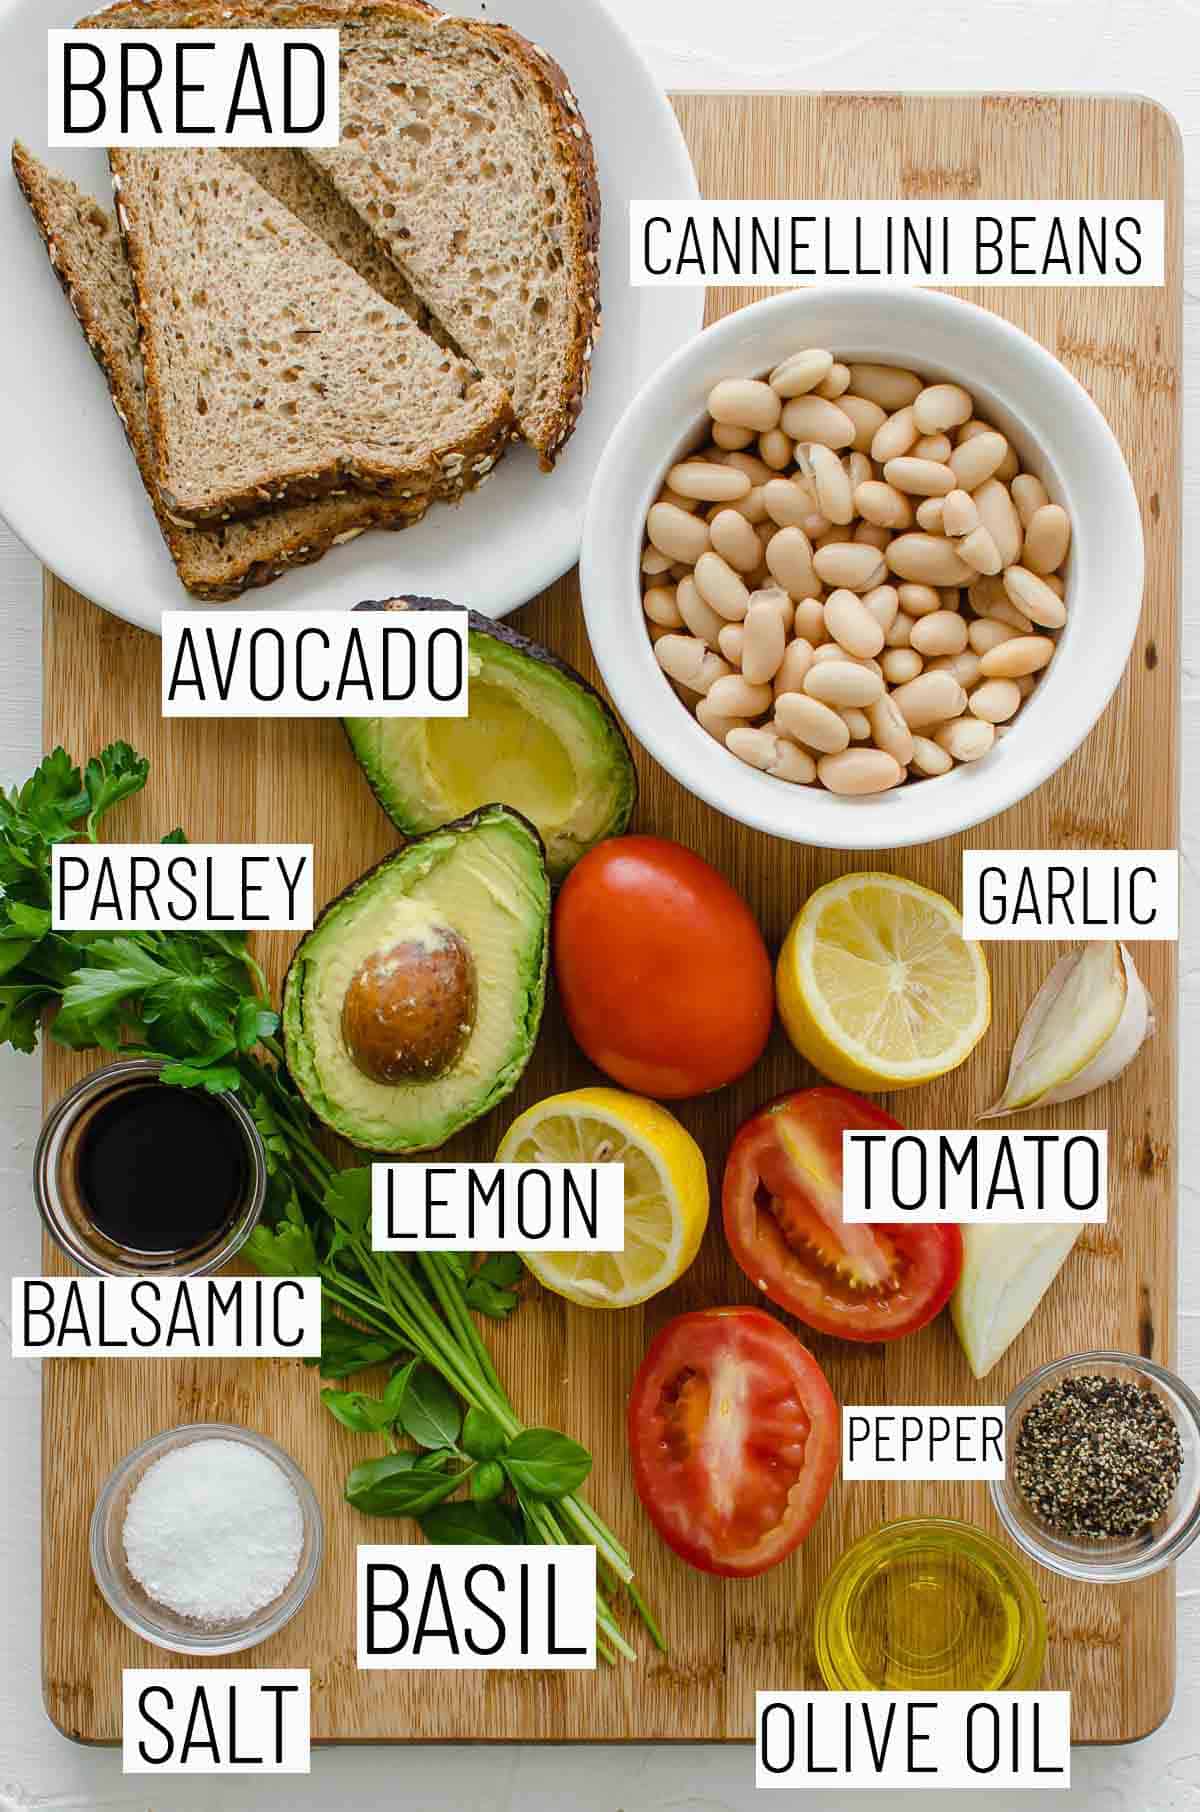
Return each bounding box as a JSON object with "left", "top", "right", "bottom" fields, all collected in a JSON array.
[
  {"left": 77, "top": 0, "right": 601, "bottom": 469},
  {"left": 108, "top": 145, "right": 515, "bottom": 523},
  {"left": 12, "top": 142, "right": 428, "bottom": 600}
]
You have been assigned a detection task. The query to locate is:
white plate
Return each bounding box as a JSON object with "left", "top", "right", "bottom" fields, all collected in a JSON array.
[{"left": 0, "top": 0, "right": 700, "bottom": 633}]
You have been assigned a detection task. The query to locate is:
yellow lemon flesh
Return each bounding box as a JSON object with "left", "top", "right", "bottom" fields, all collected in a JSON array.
[
  {"left": 777, "top": 872, "right": 990, "bottom": 1091},
  {"left": 495, "top": 1087, "right": 709, "bottom": 1308}
]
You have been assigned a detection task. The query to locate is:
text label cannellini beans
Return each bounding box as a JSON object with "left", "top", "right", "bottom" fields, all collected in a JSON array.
[{"left": 642, "top": 348, "right": 1071, "bottom": 793}]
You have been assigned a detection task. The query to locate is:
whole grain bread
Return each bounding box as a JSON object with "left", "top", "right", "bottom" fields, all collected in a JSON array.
[
  {"left": 12, "top": 142, "right": 429, "bottom": 600},
  {"left": 108, "top": 146, "right": 514, "bottom": 523},
  {"left": 78, "top": 0, "right": 601, "bottom": 469}
]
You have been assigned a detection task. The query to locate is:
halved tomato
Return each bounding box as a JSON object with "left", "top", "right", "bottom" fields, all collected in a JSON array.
[
  {"left": 627, "top": 1306, "right": 839, "bottom": 1576},
  {"left": 722, "top": 1087, "right": 962, "bottom": 1342}
]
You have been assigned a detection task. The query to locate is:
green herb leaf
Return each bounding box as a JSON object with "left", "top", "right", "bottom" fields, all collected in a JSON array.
[
  {"left": 464, "top": 1275, "right": 521, "bottom": 1320},
  {"left": 159, "top": 1060, "right": 242, "bottom": 1093},
  {"left": 306, "top": 1311, "right": 406, "bottom": 1380},
  {"left": 419, "top": 1500, "right": 519, "bottom": 1545},
  {"left": 477, "top": 1253, "right": 523, "bottom": 1288},
  {"left": 398, "top": 1363, "right": 463, "bottom": 1451},
  {"left": 382, "top": 1359, "right": 417, "bottom": 1417},
  {"left": 502, "top": 1428, "right": 592, "bottom": 1500},
  {"left": 469, "top": 1459, "right": 507, "bottom": 1504},
  {"left": 321, "top": 1388, "right": 396, "bottom": 1434},
  {"left": 235, "top": 996, "right": 280, "bottom": 1052},
  {"left": 345, "top": 1454, "right": 468, "bottom": 1518},
  {"left": 245, "top": 1208, "right": 319, "bottom": 1278},
  {"left": 0, "top": 982, "right": 52, "bottom": 1052},
  {"left": 323, "top": 1167, "right": 373, "bottom": 1238},
  {"left": 462, "top": 1406, "right": 507, "bottom": 1461},
  {"left": 83, "top": 742, "right": 150, "bottom": 840}
]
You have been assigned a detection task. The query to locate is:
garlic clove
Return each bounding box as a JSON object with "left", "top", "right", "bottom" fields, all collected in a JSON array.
[
  {"left": 951, "top": 1223, "right": 1081, "bottom": 1379},
  {"left": 981, "top": 942, "right": 1153, "bottom": 1117}
]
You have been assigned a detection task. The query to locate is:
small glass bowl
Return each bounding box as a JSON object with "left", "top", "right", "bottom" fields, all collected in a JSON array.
[
  {"left": 34, "top": 1057, "right": 267, "bottom": 1277},
  {"left": 990, "top": 1351, "right": 1200, "bottom": 1583},
  {"left": 90, "top": 1423, "right": 323, "bottom": 1655}
]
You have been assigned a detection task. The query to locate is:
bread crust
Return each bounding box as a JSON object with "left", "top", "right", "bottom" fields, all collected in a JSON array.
[
  {"left": 12, "top": 139, "right": 433, "bottom": 599},
  {"left": 79, "top": 0, "right": 600, "bottom": 469}
]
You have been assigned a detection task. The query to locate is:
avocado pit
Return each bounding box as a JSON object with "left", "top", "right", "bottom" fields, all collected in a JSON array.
[{"left": 341, "top": 928, "right": 476, "bottom": 1084}]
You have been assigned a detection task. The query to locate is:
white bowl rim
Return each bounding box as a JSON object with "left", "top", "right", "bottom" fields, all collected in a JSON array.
[{"left": 580, "top": 283, "right": 1145, "bottom": 851}]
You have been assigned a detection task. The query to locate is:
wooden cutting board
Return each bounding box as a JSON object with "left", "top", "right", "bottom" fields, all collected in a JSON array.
[{"left": 40, "top": 93, "right": 1180, "bottom": 1746}]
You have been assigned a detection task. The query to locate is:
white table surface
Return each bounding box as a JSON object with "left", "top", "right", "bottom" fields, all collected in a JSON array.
[{"left": 1, "top": 2, "right": 1198, "bottom": 1806}]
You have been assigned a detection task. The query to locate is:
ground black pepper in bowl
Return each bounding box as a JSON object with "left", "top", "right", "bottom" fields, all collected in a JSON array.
[{"left": 1013, "top": 1373, "right": 1184, "bottom": 1541}]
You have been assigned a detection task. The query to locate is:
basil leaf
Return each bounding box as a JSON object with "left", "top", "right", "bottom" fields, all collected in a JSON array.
[
  {"left": 382, "top": 1359, "right": 418, "bottom": 1416},
  {"left": 502, "top": 1428, "right": 592, "bottom": 1500},
  {"left": 321, "top": 1388, "right": 394, "bottom": 1434},
  {"left": 469, "top": 1459, "right": 506, "bottom": 1504},
  {"left": 306, "top": 1311, "right": 406, "bottom": 1380},
  {"left": 345, "top": 1455, "right": 467, "bottom": 1518},
  {"left": 414, "top": 1448, "right": 456, "bottom": 1472},
  {"left": 419, "top": 1500, "right": 519, "bottom": 1546},
  {"left": 461, "top": 1406, "right": 507, "bottom": 1461},
  {"left": 398, "top": 1363, "right": 463, "bottom": 1451}
]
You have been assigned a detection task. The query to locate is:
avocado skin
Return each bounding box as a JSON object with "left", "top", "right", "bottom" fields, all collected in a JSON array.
[
  {"left": 345, "top": 596, "right": 637, "bottom": 883},
  {"left": 283, "top": 802, "right": 549, "bottom": 1154}
]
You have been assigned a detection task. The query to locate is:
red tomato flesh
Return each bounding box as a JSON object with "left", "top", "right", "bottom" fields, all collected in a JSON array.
[
  {"left": 722, "top": 1087, "right": 962, "bottom": 1342},
  {"left": 552, "top": 836, "right": 773, "bottom": 1099},
  {"left": 628, "top": 1307, "right": 839, "bottom": 1576}
]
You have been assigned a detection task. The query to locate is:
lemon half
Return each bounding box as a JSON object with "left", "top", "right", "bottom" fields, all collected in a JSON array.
[
  {"left": 496, "top": 1087, "right": 709, "bottom": 1308},
  {"left": 777, "top": 872, "right": 990, "bottom": 1091}
]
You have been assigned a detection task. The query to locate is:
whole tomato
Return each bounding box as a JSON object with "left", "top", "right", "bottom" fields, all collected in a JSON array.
[{"left": 552, "top": 835, "right": 773, "bottom": 1098}]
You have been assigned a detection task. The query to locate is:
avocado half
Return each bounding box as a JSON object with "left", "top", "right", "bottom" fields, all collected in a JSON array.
[
  {"left": 283, "top": 804, "right": 550, "bottom": 1154},
  {"left": 345, "top": 597, "right": 637, "bottom": 883}
]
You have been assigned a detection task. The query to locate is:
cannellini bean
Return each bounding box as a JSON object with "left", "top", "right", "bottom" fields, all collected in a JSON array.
[
  {"left": 871, "top": 406, "right": 919, "bottom": 464},
  {"left": 885, "top": 610, "right": 916, "bottom": 648},
  {"left": 914, "top": 433, "right": 953, "bottom": 463},
  {"left": 759, "top": 428, "right": 794, "bottom": 471},
  {"left": 803, "top": 512, "right": 832, "bottom": 539},
  {"left": 717, "top": 623, "right": 745, "bottom": 664},
  {"left": 968, "top": 617, "right": 1020, "bottom": 655},
  {"left": 708, "top": 378, "right": 781, "bottom": 432},
  {"left": 927, "top": 650, "right": 982, "bottom": 689},
  {"left": 855, "top": 480, "right": 914, "bottom": 529},
  {"left": 996, "top": 443, "right": 1020, "bottom": 482},
  {"left": 913, "top": 382, "right": 973, "bottom": 435},
  {"left": 985, "top": 597, "right": 1036, "bottom": 632},
  {"left": 979, "top": 635, "right": 1056, "bottom": 679},
  {"left": 958, "top": 525, "right": 1003, "bottom": 576},
  {"left": 845, "top": 451, "right": 874, "bottom": 492},
  {"left": 741, "top": 599, "right": 788, "bottom": 684},
  {"left": 1003, "top": 565, "right": 1068, "bottom": 629},
  {"left": 768, "top": 740, "right": 819, "bottom": 783},
  {"left": 910, "top": 734, "right": 954, "bottom": 776},
  {"left": 667, "top": 460, "right": 752, "bottom": 502},
  {"left": 728, "top": 484, "right": 770, "bottom": 525},
  {"left": 769, "top": 349, "right": 835, "bottom": 398},
  {"left": 973, "top": 478, "right": 1023, "bottom": 567},
  {"left": 676, "top": 575, "right": 726, "bottom": 649},
  {"left": 695, "top": 695, "right": 745, "bottom": 741},
  {"left": 808, "top": 443, "right": 855, "bottom": 525},
  {"left": 766, "top": 526, "right": 822, "bottom": 599},
  {"left": 761, "top": 477, "right": 811, "bottom": 529},
  {"left": 1044, "top": 573, "right": 1065, "bottom": 598},
  {"left": 659, "top": 486, "right": 702, "bottom": 514},
  {"left": 884, "top": 456, "right": 957, "bottom": 498},
  {"left": 647, "top": 502, "right": 710, "bottom": 564},
  {"left": 847, "top": 364, "right": 923, "bottom": 412},
  {"left": 948, "top": 430, "right": 1009, "bottom": 491},
  {"left": 969, "top": 677, "right": 1023, "bottom": 723},
  {"left": 711, "top": 421, "right": 755, "bottom": 451},
  {"left": 891, "top": 670, "right": 968, "bottom": 729},
  {"left": 655, "top": 635, "right": 731, "bottom": 694},
  {"left": 863, "top": 585, "right": 900, "bottom": 634},
  {"left": 707, "top": 673, "right": 773, "bottom": 718},
  {"left": 854, "top": 521, "right": 891, "bottom": 550},
  {"left": 816, "top": 362, "right": 852, "bottom": 400},
  {"left": 694, "top": 551, "right": 751, "bottom": 621},
  {"left": 780, "top": 396, "right": 856, "bottom": 448},
  {"left": 774, "top": 637, "right": 816, "bottom": 697},
  {"left": 840, "top": 706, "right": 872, "bottom": 741},
  {"left": 1023, "top": 504, "right": 1072, "bottom": 575},
  {"left": 897, "top": 582, "right": 941, "bottom": 617},
  {"left": 910, "top": 610, "right": 969, "bottom": 657},
  {"left": 885, "top": 534, "right": 975, "bottom": 586},
  {"left": 942, "top": 489, "right": 979, "bottom": 538},
  {"left": 724, "top": 450, "right": 775, "bottom": 485},
  {"left": 785, "top": 596, "right": 821, "bottom": 642},
  {"left": 804, "top": 660, "right": 885, "bottom": 707},
  {"left": 916, "top": 496, "right": 946, "bottom": 534},
  {"left": 868, "top": 692, "right": 915, "bottom": 766},
  {"left": 935, "top": 717, "right": 995, "bottom": 762},
  {"left": 813, "top": 542, "right": 887, "bottom": 591},
  {"left": 825, "top": 588, "right": 886, "bottom": 658},
  {"left": 1011, "top": 473, "right": 1050, "bottom": 528},
  {"left": 643, "top": 584, "right": 684, "bottom": 628},
  {"left": 710, "top": 508, "right": 766, "bottom": 573},
  {"left": 751, "top": 584, "right": 794, "bottom": 627},
  {"left": 839, "top": 395, "right": 888, "bottom": 453},
  {"left": 881, "top": 646, "right": 924, "bottom": 685},
  {"left": 774, "top": 691, "right": 851, "bottom": 753},
  {"left": 724, "top": 726, "right": 778, "bottom": 769},
  {"left": 641, "top": 545, "right": 674, "bottom": 575},
  {"left": 817, "top": 749, "right": 904, "bottom": 795}
]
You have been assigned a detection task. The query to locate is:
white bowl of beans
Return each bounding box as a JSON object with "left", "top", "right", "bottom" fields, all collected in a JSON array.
[{"left": 579, "top": 283, "right": 1143, "bottom": 848}]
